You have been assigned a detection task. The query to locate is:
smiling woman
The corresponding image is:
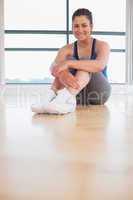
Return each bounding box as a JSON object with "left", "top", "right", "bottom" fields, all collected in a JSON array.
[
  {"left": 31, "top": 8, "right": 111, "bottom": 115},
  {"left": 69, "top": 0, "right": 126, "bottom": 83}
]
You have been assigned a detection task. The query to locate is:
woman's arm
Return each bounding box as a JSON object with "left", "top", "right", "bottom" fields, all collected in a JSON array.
[
  {"left": 50, "top": 45, "right": 70, "bottom": 75},
  {"left": 67, "top": 41, "right": 110, "bottom": 72},
  {"left": 50, "top": 45, "right": 80, "bottom": 89},
  {"left": 52, "top": 41, "right": 110, "bottom": 76}
]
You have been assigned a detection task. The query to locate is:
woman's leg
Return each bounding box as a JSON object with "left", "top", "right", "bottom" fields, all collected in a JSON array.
[
  {"left": 31, "top": 77, "right": 64, "bottom": 113},
  {"left": 76, "top": 72, "right": 111, "bottom": 105},
  {"left": 51, "top": 69, "right": 80, "bottom": 92},
  {"left": 65, "top": 70, "right": 91, "bottom": 95},
  {"left": 52, "top": 70, "right": 91, "bottom": 97},
  {"left": 39, "top": 71, "right": 90, "bottom": 114},
  {"left": 51, "top": 77, "right": 64, "bottom": 92}
]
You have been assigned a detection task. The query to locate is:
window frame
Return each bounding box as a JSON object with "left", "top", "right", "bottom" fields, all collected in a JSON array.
[{"left": 2, "top": 0, "right": 130, "bottom": 84}]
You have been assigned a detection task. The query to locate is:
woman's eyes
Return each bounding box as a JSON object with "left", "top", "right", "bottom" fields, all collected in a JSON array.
[
  {"left": 74, "top": 24, "right": 88, "bottom": 28},
  {"left": 82, "top": 24, "right": 88, "bottom": 27}
]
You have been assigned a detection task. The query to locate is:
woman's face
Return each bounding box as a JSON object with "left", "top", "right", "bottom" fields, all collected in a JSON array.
[{"left": 72, "top": 15, "right": 93, "bottom": 41}]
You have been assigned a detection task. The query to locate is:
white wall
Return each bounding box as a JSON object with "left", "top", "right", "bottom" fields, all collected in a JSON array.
[
  {"left": 126, "top": 0, "right": 133, "bottom": 83},
  {"left": 0, "top": 0, "right": 5, "bottom": 85}
]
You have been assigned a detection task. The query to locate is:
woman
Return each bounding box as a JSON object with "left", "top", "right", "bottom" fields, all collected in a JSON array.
[{"left": 31, "top": 8, "right": 111, "bottom": 114}]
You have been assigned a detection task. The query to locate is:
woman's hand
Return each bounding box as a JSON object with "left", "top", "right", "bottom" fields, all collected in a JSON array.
[
  {"left": 51, "top": 61, "right": 69, "bottom": 77},
  {"left": 59, "top": 70, "right": 80, "bottom": 89}
]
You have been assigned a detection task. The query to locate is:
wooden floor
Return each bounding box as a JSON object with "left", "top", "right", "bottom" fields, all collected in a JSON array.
[{"left": 0, "top": 86, "right": 133, "bottom": 200}]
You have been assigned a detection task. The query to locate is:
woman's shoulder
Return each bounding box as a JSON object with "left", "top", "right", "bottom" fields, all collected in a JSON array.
[
  {"left": 95, "top": 38, "right": 110, "bottom": 50},
  {"left": 59, "top": 43, "right": 74, "bottom": 56}
]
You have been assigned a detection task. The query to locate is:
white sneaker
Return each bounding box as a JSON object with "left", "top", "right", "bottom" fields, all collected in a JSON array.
[
  {"left": 31, "top": 89, "right": 56, "bottom": 113},
  {"left": 43, "top": 88, "right": 76, "bottom": 114}
]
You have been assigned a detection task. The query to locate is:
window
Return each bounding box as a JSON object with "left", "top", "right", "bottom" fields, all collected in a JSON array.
[
  {"left": 5, "top": 0, "right": 126, "bottom": 83},
  {"left": 5, "top": 0, "right": 66, "bottom": 30}
]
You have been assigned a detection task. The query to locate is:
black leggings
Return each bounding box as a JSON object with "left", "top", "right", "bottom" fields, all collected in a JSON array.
[{"left": 76, "top": 72, "right": 111, "bottom": 105}]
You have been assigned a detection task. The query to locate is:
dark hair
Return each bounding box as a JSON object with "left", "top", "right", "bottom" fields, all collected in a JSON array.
[{"left": 72, "top": 8, "right": 93, "bottom": 25}]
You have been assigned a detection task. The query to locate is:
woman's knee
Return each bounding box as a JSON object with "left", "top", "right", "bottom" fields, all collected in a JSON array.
[
  {"left": 76, "top": 71, "right": 91, "bottom": 90},
  {"left": 89, "top": 92, "right": 110, "bottom": 105},
  {"left": 88, "top": 87, "right": 111, "bottom": 105},
  {"left": 76, "top": 87, "right": 111, "bottom": 105}
]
